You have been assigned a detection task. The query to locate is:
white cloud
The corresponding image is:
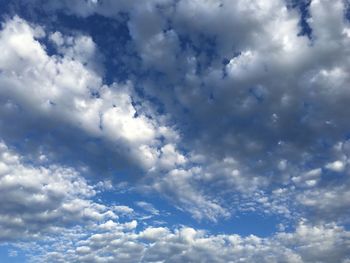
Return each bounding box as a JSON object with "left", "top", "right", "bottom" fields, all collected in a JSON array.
[
  {"left": 112, "top": 205, "right": 134, "bottom": 215},
  {"left": 2, "top": 0, "right": 350, "bottom": 243},
  {"left": 325, "top": 160, "right": 345, "bottom": 172},
  {"left": 0, "top": 140, "right": 116, "bottom": 241},
  {"left": 292, "top": 168, "right": 322, "bottom": 187},
  {"left": 152, "top": 167, "right": 230, "bottom": 222},
  {"left": 297, "top": 184, "right": 350, "bottom": 222},
  {"left": 0, "top": 16, "right": 232, "bottom": 222},
  {"left": 17, "top": 220, "right": 350, "bottom": 263},
  {"left": 135, "top": 201, "right": 160, "bottom": 216},
  {"left": 13, "top": 0, "right": 350, "bottom": 219},
  {"left": 0, "top": 16, "right": 181, "bottom": 172}
]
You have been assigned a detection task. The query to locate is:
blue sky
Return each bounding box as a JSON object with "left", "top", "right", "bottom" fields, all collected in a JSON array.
[{"left": 0, "top": 0, "right": 350, "bottom": 262}]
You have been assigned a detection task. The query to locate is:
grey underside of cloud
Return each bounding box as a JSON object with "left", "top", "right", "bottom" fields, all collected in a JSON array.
[{"left": 1, "top": 0, "right": 350, "bottom": 262}]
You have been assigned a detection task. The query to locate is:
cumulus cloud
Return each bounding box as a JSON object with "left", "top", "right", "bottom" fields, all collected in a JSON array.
[
  {"left": 0, "top": 140, "right": 117, "bottom": 241},
  {"left": 0, "top": 0, "right": 350, "bottom": 261},
  {"left": 2, "top": 0, "right": 350, "bottom": 220},
  {"left": 0, "top": 15, "right": 230, "bottom": 222},
  {"left": 17, "top": 220, "right": 350, "bottom": 263},
  {"left": 0, "top": 15, "right": 180, "bottom": 174},
  {"left": 325, "top": 160, "right": 345, "bottom": 172}
]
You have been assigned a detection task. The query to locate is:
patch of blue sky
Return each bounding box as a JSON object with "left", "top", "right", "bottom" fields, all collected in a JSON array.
[
  {"left": 0, "top": 245, "right": 27, "bottom": 263},
  {"left": 96, "top": 188, "right": 284, "bottom": 237}
]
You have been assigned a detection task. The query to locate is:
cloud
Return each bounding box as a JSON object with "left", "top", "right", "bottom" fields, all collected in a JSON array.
[
  {"left": 2, "top": 0, "right": 350, "bottom": 224},
  {"left": 0, "top": 15, "right": 179, "bottom": 175},
  {"left": 135, "top": 201, "right": 160, "bottom": 216},
  {"left": 0, "top": 15, "right": 232, "bottom": 222},
  {"left": 325, "top": 160, "right": 345, "bottom": 172},
  {"left": 16, "top": 220, "right": 350, "bottom": 263},
  {"left": 0, "top": 140, "right": 116, "bottom": 242},
  {"left": 297, "top": 185, "right": 350, "bottom": 223},
  {"left": 112, "top": 205, "right": 134, "bottom": 215},
  {"left": 1, "top": 0, "right": 350, "bottom": 252}
]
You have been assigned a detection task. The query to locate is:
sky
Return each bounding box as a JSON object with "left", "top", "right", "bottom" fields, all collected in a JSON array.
[{"left": 0, "top": 0, "right": 350, "bottom": 262}]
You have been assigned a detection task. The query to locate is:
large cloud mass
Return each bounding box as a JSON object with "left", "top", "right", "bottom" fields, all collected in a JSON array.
[{"left": 0, "top": 0, "right": 350, "bottom": 262}]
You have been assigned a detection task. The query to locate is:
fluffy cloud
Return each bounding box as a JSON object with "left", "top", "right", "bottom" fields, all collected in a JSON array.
[
  {"left": 0, "top": 140, "right": 117, "bottom": 241},
  {"left": 18, "top": 220, "right": 350, "bottom": 263},
  {"left": 0, "top": 15, "right": 230, "bottom": 222},
  {"left": 0, "top": 15, "right": 181, "bottom": 173},
  {"left": 0, "top": 2, "right": 350, "bottom": 261},
  {"left": 2, "top": 0, "right": 350, "bottom": 222}
]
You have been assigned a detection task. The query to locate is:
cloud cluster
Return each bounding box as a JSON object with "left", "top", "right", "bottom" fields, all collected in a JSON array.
[
  {"left": 0, "top": 15, "right": 180, "bottom": 173},
  {"left": 0, "top": 2, "right": 350, "bottom": 262},
  {"left": 2, "top": 0, "right": 350, "bottom": 223},
  {"left": 24, "top": 220, "right": 350, "bottom": 263},
  {"left": 0, "top": 140, "right": 116, "bottom": 242},
  {"left": 4, "top": 137, "right": 346, "bottom": 263},
  {"left": 0, "top": 137, "right": 348, "bottom": 262},
  {"left": 0, "top": 0, "right": 350, "bottom": 261},
  {"left": 0, "top": 15, "right": 228, "bottom": 221}
]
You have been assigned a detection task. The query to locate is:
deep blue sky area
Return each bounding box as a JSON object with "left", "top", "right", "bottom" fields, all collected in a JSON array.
[{"left": 0, "top": 0, "right": 350, "bottom": 262}]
